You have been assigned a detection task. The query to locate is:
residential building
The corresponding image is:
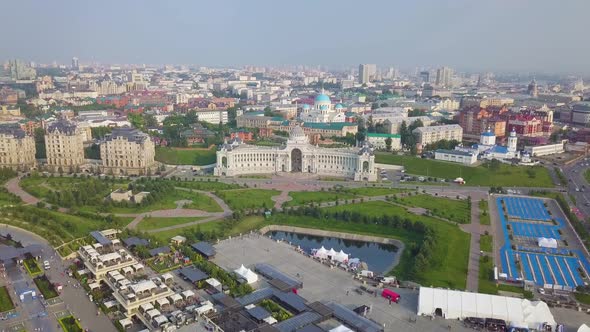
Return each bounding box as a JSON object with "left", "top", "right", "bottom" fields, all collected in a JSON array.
[
  {"left": 8, "top": 59, "right": 36, "bottom": 80},
  {"left": 215, "top": 126, "right": 376, "bottom": 181},
  {"left": 435, "top": 66, "right": 453, "bottom": 87},
  {"left": 44, "top": 120, "right": 85, "bottom": 172},
  {"left": 572, "top": 102, "right": 590, "bottom": 125},
  {"left": 0, "top": 105, "right": 21, "bottom": 117},
  {"left": 434, "top": 149, "right": 477, "bottom": 165},
  {"left": 0, "top": 87, "right": 19, "bottom": 104},
  {"left": 71, "top": 57, "right": 79, "bottom": 70},
  {"left": 358, "top": 64, "right": 376, "bottom": 84},
  {"left": 456, "top": 106, "right": 508, "bottom": 137},
  {"left": 413, "top": 124, "right": 463, "bottom": 147},
  {"left": 100, "top": 127, "right": 155, "bottom": 175},
  {"left": 195, "top": 110, "right": 228, "bottom": 124},
  {"left": 0, "top": 125, "right": 36, "bottom": 170},
  {"left": 366, "top": 133, "right": 401, "bottom": 151},
  {"left": 230, "top": 130, "right": 254, "bottom": 142}
]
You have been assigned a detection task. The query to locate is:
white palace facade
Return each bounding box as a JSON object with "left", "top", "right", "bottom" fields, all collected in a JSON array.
[{"left": 214, "top": 126, "right": 377, "bottom": 181}]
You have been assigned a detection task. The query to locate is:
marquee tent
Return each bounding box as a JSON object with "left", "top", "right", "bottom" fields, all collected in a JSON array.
[
  {"left": 234, "top": 264, "right": 258, "bottom": 284},
  {"left": 314, "top": 246, "right": 328, "bottom": 259},
  {"left": 334, "top": 250, "right": 349, "bottom": 263},
  {"left": 417, "top": 287, "right": 556, "bottom": 330},
  {"left": 538, "top": 237, "right": 558, "bottom": 249},
  {"left": 578, "top": 324, "right": 590, "bottom": 332},
  {"left": 327, "top": 248, "right": 337, "bottom": 258}
]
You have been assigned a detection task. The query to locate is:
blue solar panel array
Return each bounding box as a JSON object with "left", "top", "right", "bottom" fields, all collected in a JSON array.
[
  {"left": 497, "top": 196, "right": 590, "bottom": 288},
  {"left": 503, "top": 197, "right": 551, "bottom": 221}
]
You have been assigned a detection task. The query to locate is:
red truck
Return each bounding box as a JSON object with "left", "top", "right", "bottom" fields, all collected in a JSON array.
[{"left": 381, "top": 289, "right": 400, "bottom": 303}]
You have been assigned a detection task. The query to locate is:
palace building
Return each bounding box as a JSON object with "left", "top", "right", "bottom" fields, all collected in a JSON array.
[
  {"left": 44, "top": 120, "right": 85, "bottom": 172},
  {"left": 214, "top": 126, "right": 377, "bottom": 181},
  {"left": 100, "top": 127, "right": 156, "bottom": 176},
  {"left": 0, "top": 124, "right": 36, "bottom": 171}
]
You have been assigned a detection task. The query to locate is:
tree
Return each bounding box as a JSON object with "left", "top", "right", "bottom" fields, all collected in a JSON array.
[
  {"left": 128, "top": 113, "right": 145, "bottom": 130},
  {"left": 144, "top": 114, "right": 158, "bottom": 128},
  {"left": 33, "top": 127, "right": 46, "bottom": 159},
  {"left": 385, "top": 137, "right": 392, "bottom": 152}
]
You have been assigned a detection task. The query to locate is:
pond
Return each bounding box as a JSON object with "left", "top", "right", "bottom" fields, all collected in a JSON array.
[{"left": 267, "top": 231, "right": 398, "bottom": 274}]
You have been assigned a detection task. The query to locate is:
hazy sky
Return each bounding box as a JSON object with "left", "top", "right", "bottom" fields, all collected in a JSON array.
[{"left": 1, "top": 0, "right": 589, "bottom": 73}]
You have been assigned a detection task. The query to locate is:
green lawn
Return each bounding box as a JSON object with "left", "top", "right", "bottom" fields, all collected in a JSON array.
[
  {"left": 217, "top": 189, "right": 280, "bottom": 210},
  {"left": 574, "top": 292, "right": 590, "bottom": 305},
  {"left": 478, "top": 255, "right": 497, "bottom": 295},
  {"left": 585, "top": 169, "right": 590, "bottom": 184},
  {"left": 284, "top": 191, "right": 358, "bottom": 207},
  {"left": 227, "top": 216, "right": 266, "bottom": 236},
  {"left": 151, "top": 221, "right": 224, "bottom": 242},
  {"left": 343, "top": 187, "right": 410, "bottom": 196},
  {"left": 184, "top": 192, "right": 223, "bottom": 212},
  {"left": 173, "top": 180, "right": 243, "bottom": 191},
  {"left": 375, "top": 153, "right": 553, "bottom": 187},
  {"left": 58, "top": 316, "right": 83, "bottom": 332},
  {"left": 33, "top": 276, "right": 58, "bottom": 299},
  {"left": 396, "top": 194, "right": 471, "bottom": 223},
  {"left": 480, "top": 234, "right": 493, "bottom": 252},
  {"left": 155, "top": 146, "right": 217, "bottom": 165},
  {"left": 0, "top": 286, "right": 14, "bottom": 312},
  {"left": 24, "top": 257, "right": 42, "bottom": 276},
  {"left": 286, "top": 201, "right": 470, "bottom": 289},
  {"left": 479, "top": 200, "right": 490, "bottom": 225},
  {"left": 105, "top": 189, "right": 221, "bottom": 214},
  {"left": 137, "top": 217, "right": 207, "bottom": 232},
  {"left": 21, "top": 176, "right": 128, "bottom": 200}
]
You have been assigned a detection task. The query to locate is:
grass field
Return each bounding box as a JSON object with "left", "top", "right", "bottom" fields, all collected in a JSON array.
[
  {"left": 375, "top": 153, "right": 553, "bottom": 187},
  {"left": 33, "top": 276, "right": 58, "bottom": 299},
  {"left": 173, "top": 180, "right": 243, "bottom": 191},
  {"left": 21, "top": 176, "right": 128, "bottom": 200},
  {"left": 24, "top": 257, "right": 42, "bottom": 276},
  {"left": 290, "top": 200, "right": 470, "bottom": 289},
  {"left": 106, "top": 189, "right": 221, "bottom": 214},
  {"left": 137, "top": 217, "right": 207, "bottom": 232},
  {"left": 151, "top": 220, "right": 224, "bottom": 242},
  {"left": 479, "top": 199, "right": 490, "bottom": 225},
  {"left": 396, "top": 194, "right": 471, "bottom": 223},
  {"left": 217, "top": 189, "right": 280, "bottom": 210},
  {"left": 343, "top": 187, "right": 410, "bottom": 196},
  {"left": 58, "top": 316, "right": 83, "bottom": 332},
  {"left": 183, "top": 192, "right": 223, "bottom": 212},
  {"left": 155, "top": 146, "right": 217, "bottom": 165},
  {"left": 0, "top": 286, "right": 14, "bottom": 312},
  {"left": 284, "top": 191, "right": 358, "bottom": 207},
  {"left": 478, "top": 256, "right": 497, "bottom": 295},
  {"left": 575, "top": 292, "right": 590, "bottom": 305},
  {"left": 480, "top": 234, "right": 493, "bottom": 252}
]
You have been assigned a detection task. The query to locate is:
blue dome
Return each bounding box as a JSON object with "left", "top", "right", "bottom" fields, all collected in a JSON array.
[
  {"left": 302, "top": 104, "right": 310, "bottom": 110},
  {"left": 315, "top": 93, "right": 331, "bottom": 103},
  {"left": 320, "top": 105, "right": 329, "bottom": 111},
  {"left": 481, "top": 131, "right": 495, "bottom": 137},
  {"left": 335, "top": 103, "right": 343, "bottom": 109}
]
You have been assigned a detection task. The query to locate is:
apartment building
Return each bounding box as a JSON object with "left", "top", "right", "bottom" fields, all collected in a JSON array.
[
  {"left": 413, "top": 124, "right": 463, "bottom": 147},
  {"left": 100, "top": 127, "right": 155, "bottom": 175},
  {"left": 44, "top": 120, "right": 85, "bottom": 172},
  {"left": 0, "top": 125, "right": 36, "bottom": 170}
]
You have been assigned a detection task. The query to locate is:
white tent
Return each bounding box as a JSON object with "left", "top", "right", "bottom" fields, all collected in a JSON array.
[
  {"left": 334, "top": 250, "right": 349, "bottom": 263},
  {"left": 234, "top": 264, "right": 258, "bottom": 284},
  {"left": 327, "top": 248, "right": 337, "bottom": 258},
  {"left": 538, "top": 237, "right": 558, "bottom": 249},
  {"left": 330, "top": 325, "right": 354, "bottom": 332},
  {"left": 314, "top": 246, "right": 328, "bottom": 259},
  {"left": 417, "top": 287, "right": 556, "bottom": 329},
  {"left": 578, "top": 324, "right": 590, "bottom": 332}
]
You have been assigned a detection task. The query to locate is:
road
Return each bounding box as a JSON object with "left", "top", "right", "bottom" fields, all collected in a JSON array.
[
  {"left": 0, "top": 224, "right": 116, "bottom": 332},
  {"left": 561, "top": 157, "right": 590, "bottom": 220}
]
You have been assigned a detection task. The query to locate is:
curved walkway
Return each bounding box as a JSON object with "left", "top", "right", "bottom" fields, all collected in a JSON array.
[{"left": 4, "top": 177, "right": 39, "bottom": 205}]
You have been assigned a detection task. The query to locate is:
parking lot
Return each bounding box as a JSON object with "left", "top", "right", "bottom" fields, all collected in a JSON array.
[{"left": 213, "top": 234, "right": 474, "bottom": 332}]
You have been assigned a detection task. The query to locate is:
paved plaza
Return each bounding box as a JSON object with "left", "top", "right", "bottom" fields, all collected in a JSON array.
[{"left": 214, "top": 234, "right": 475, "bottom": 332}]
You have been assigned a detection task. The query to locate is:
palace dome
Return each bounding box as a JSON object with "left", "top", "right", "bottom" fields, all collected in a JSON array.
[
  {"left": 289, "top": 125, "right": 306, "bottom": 141},
  {"left": 315, "top": 93, "right": 331, "bottom": 104}
]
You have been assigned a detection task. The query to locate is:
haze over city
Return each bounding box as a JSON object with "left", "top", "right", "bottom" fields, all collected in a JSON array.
[{"left": 1, "top": 0, "right": 590, "bottom": 73}]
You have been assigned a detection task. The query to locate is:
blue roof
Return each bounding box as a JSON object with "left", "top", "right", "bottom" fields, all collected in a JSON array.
[
  {"left": 335, "top": 103, "right": 343, "bottom": 109},
  {"left": 148, "top": 246, "right": 171, "bottom": 257},
  {"left": 302, "top": 104, "right": 310, "bottom": 110},
  {"left": 489, "top": 146, "right": 508, "bottom": 154},
  {"left": 315, "top": 94, "right": 331, "bottom": 103},
  {"left": 247, "top": 306, "right": 272, "bottom": 321},
  {"left": 90, "top": 231, "right": 112, "bottom": 246},
  {"left": 481, "top": 131, "right": 495, "bottom": 137}
]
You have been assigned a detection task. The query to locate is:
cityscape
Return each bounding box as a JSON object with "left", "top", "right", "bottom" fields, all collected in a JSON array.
[{"left": 1, "top": 1, "right": 590, "bottom": 332}]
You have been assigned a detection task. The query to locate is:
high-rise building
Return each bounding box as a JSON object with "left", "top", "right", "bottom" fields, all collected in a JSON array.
[
  {"left": 100, "top": 127, "right": 156, "bottom": 175},
  {"left": 45, "top": 120, "right": 85, "bottom": 172},
  {"left": 0, "top": 125, "right": 36, "bottom": 171},
  {"left": 527, "top": 79, "right": 538, "bottom": 97},
  {"left": 358, "top": 64, "right": 376, "bottom": 84},
  {"left": 8, "top": 59, "right": 36, "bottom": 80},
  {"left": 419, "top": 71, "right": 430, "bottom": 83},
  {"left": 71, "top": 57, "right": 79, "bottom": 70},
  {"left": 435, "top": 66, "right": 453, "bottom": 87}
]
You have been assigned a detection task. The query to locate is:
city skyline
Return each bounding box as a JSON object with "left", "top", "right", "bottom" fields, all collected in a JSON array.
[{"left": 1, "top": 0, "right": 589, "bottom": 74}]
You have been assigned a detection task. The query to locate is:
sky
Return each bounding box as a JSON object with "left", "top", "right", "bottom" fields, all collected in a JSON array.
[{"left": 1, "top": 0, "right": 589, "bottom": 74}]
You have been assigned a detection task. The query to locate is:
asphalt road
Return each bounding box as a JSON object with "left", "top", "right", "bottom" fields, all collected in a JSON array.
[{"left": 562, "top": 157, "right": 590, "bottom": 219}]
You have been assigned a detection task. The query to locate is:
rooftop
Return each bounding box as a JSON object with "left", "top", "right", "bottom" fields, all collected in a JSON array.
[{"left": 435, "top": 149, "right": 475, "bottom": 157}]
